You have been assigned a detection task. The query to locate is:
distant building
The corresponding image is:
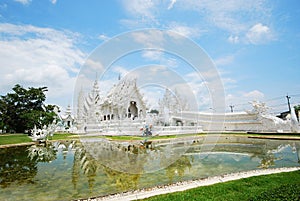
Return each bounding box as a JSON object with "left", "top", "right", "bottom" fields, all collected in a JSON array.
[{"left": 57, "top": 105, "right": 75, "bottom": 132}]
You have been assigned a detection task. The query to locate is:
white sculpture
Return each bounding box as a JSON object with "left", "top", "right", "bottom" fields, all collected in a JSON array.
[
  {"left": 247, "top": 101, "right": 289, "bottom": 132},
  {"left": 290, "top": 107, "right": 300, "bottom": 133},
  {"left": 158, "top": 88, "right": 190, "bottom": 126},
  {"left": 247, "top": 101, "right": 269, "bottom": 115},
  {"left": 31, "top": 123, "right": 56, "bottom": 142}
]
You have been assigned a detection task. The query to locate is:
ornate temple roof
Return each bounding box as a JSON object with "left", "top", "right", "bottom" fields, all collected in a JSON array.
[{"left": 103, "top": 77, "right": 145, "bottom": 108}]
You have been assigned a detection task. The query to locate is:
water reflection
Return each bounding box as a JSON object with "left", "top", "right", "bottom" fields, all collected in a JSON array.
[
  {"left": 80, "top": 138, "right": 193, "bottom": 174},
  {"left": 72, "top": 141, "right": 98, "bottom": 193},
  {"left": 70, "top": 140, "right": 144, "bottom": 194},
  {"left": 102, "top": 166, "right": 140, "bottom": 191},
  {"left": 0, "top": 146, "right": 37, "bottom": 188},
  {"left": 28, "top": 143, "right": 57, "bottom": 162},
  {"left": 165, "top": 155, "right": 192, "bottom": 183},
  {"left": 0, "top": 136, "right": 299, "bottom": 201}
]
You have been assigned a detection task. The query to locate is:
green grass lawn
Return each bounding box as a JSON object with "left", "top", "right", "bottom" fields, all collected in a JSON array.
[
  {"left": 49, "top": 133, "right": 79, "bottom": 140},
  {"left": 141, "top": 170, "right": 300, "bottom": 201},
  {"left": 0, "top": 133, "right": 79, "bottom": 145},
  {"left": 0, "top": 134, "right": 32, "bottom": 145},
  {"left": 0, "top": 132, "right": 181, "bottom": 146},
  {"left": 106, "top": 134, "right": 179, "bottom": 141},
  {"left": 1, "top": 132, "right": 300, "bottom": 146}
]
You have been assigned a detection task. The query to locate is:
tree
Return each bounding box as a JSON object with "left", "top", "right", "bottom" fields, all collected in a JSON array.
[
  {"left": 0, "top": 84, "right": 58, "bottom": 133},
  {"left": 149, "top": 109, "right": 159, "bottom": 114}
]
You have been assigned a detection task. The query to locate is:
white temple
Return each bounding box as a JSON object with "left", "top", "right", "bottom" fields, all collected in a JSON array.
[
  {"left": 56, "top": 105, "right": 76, "bottom": 132},
  {"left": 76, "top": 77, "right": 147, "bottom": 133},
  {"left": 69, "top": 77, "right": 299, "bottom": 135}
]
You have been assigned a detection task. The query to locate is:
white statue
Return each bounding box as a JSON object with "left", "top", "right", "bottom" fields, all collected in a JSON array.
[
  {"left": 247, "top": 101, "right": 289, "bottom": 132},
  {"left": 291, "top": 107, "right": 300, "bottom": 133},
  {"left": 31, "top": 124, "right": 56, "bottom": 142},
  {"left": 247, "top": 101, "right": 269, "bottom": 115}
]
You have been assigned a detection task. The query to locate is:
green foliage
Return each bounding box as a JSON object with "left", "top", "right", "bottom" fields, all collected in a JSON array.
[
  {"left": 142, "top": 171, "right": 300, "bottom": 201},
  {"left": 149, "top": 109, "right": 159, "bottom": 114},
  {"left": 250, "top": 184, "right": 300, "bottom": 201},
  {"left": 0, "top": 84, "right": 59, "bottom": 133}
]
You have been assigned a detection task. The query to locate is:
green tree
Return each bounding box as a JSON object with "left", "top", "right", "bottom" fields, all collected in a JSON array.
[
  {"left": 149, "top": 109, "right": 159, "bottom": 114},
  {"left": 0, "top": 84, "right": 58, "bottom": 133}
]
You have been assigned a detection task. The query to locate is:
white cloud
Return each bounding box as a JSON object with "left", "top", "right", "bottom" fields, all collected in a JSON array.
[
  {"left": 142, "top": 50, "right": 163, "bottom": 61},
  {"left": 246, "top": 23, "right": 274, "bottom": 44},
  {"left": 50, "top": 0, "right": 57, "bottom": 4},
  {"left": 167, "top": 0, "right": 177, "bottom": 10},
  {"left": 167, "top": 22, "right": 205, "bottom": 38},
  {"left": 131, "top": 29, "right": 164, "bottom": 48},
  {"left": 121, "top": 0, "right": 273, "bottom": 42},
  {"left": 225, "top": 90, "right": 265, "bottom": 112},
  {"left": 222, "top": 77, "right": 236, "bottom": 86},
  {"left": 243, "top": 90, "right": 265, "bottom": 100},
  {"left": 228, "top": 23, "right": 274, "bottom": 44},
  {"left": 121, "top": 0, "right": 157, "bottom": 23},
  {"left": 179, "top": 0, "right": 270, "bottom": 33},
  {"left": 183, "top": 72, "right": 215, "bottom": 110},
  {"left": 85, "top": 59, "right": 105, "bottom": 72},
  {"left": 98, "top": 34, "right": 109, "bottom": 41},
  {"left": 14, "top": 0, "right": 31, "bottom": 5},
  {"left": 211, "top": 55, "right": 238, "bottom": 92},
  {"left": 0, "top": 23, "right": 86, "bottom": 106},
  {"left": 140, "top": 50, "right": 179, "bottom": 68},
  {"left": 120, "top": 0, "right": 179, "bottom": 28},
  {"left": 112, "top": 65, "right": 130, "bottom": 77},
  {"left": 214, "top": 55, "right": 234, "bottom": 66},
  {"left": 228, "top": 35, "right": 239, "bottom": 44}
]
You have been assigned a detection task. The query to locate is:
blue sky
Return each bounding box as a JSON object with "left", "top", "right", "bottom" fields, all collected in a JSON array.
[{"left": 0, "top": 0, "right": 299, "bottom": 114}]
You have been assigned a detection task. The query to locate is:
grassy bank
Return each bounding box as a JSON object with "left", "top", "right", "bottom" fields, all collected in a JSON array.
[
  {"left": 141, "top": 170, "right": 300, "bottom": 201},
  {"left": 1, "top": 132, "right": 300, "bottom": 146},
  {"left": 0, "top": 133, "right": 78, "bottom": 146},
  {"left": 49, "top": 133, "right": 79, "bottom": 140},
  {"left": 0, "top": 134, "right": 32, "bottom": 145},
  {"left": 106, "top": 134, "right": 179, "bottom": 141}
]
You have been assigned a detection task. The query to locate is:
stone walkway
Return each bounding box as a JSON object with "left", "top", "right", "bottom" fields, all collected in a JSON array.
[{"left": 0, "top": 142, "right": 36, "bottom": 148}]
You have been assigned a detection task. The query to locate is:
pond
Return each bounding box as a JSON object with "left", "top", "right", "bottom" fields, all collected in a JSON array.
[{"left": 0, "top": 135, "right": 299, "bottom": 201}]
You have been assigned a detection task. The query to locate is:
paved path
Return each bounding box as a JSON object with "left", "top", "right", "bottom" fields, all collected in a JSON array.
[{"left": 89, "top": 167, "right": 300, "bottom": 201}]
